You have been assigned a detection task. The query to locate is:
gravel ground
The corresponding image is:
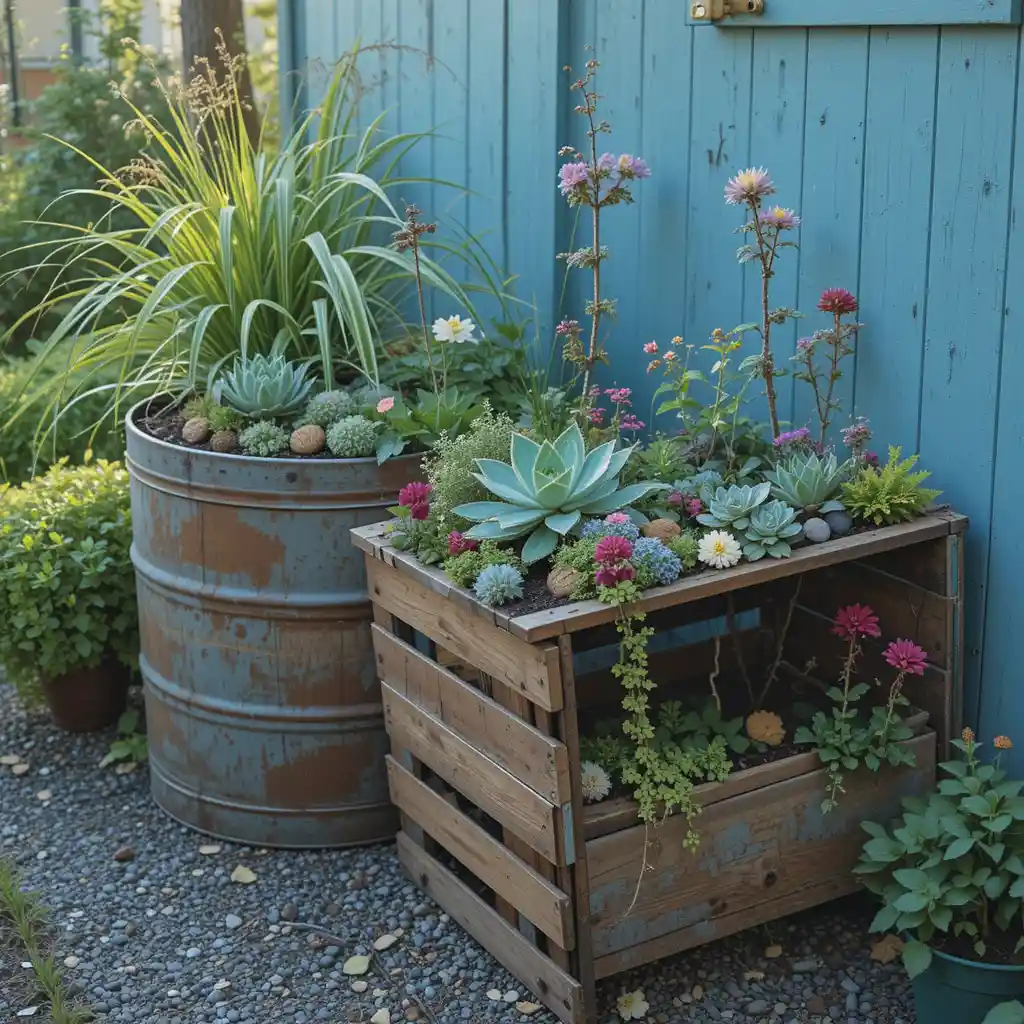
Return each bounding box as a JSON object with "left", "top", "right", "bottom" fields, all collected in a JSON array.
[{"left": 0, "top": 684, "right": 917, "bottom": 1023}]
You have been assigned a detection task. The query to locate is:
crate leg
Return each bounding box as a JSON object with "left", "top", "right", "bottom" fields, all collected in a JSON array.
[{"left": 557, "top": 636, "right": 597, "bottom": 1022}]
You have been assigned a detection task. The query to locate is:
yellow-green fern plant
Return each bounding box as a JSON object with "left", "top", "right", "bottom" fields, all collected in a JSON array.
[{"left": 841, "top": 446, "right": 941, "bottom": 526}]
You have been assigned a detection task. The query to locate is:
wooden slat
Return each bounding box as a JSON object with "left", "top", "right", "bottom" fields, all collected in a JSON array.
[
  {"left": 373, "top": 625, "right": 572, "bottom": 804},
  {"left": 586, "top": 732, "right": 935, "bottom": 960},
  {"left": 397, "top": 832, "right": 586, "bottom": 1024},
  {"left": 948, "top": 533, "right": 965, "bottom": 750},
  {"left": 688, "top": 0, "right": 1023, "bottom": 27},
  {"left": 387, "top": 756, "right": 574, "bottom": 950},
  {"left": 367, "top": 558, "right": 563, "bottom": 712},
  {"left": 381, "top": 681, "right": 565, "bottom": 865},
  {"left": 508, "top": 514, "right": 962, "bottom": 642}
]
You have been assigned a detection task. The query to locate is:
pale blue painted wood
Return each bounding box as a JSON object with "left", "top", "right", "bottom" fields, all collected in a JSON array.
[
  {"left": 854, "top": 28, "right": 938, "bottom": 456},
  {"left": 919, "top": 29, "right": 1019, "bottom": 728},
  {"left": 688, "top": 0, "right": 1023, "bottom": 27},
  {"left": 281, "top": 2, "right": 1024, "bottom": 769}
]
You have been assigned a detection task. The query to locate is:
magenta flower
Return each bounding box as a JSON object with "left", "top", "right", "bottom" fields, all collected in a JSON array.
[
  {"left": 666, "top": 490, "right": 683, "bottom": 507},
  {"left": 619, "top": 415, "right": 645, "bottom": 433},
  {"left": 555, "top": 318, "right": 579, "bottom": 336},
  {"left": 398, "top": 482, "right": 432, "bottom": 508},
  {"left": 605, "top": 387, "right": 633, "bottom": 404},
  {"left": 758, "top": 206, "right": 801, "bottom": 230},
  {"left": 818, "top": 288, "right": 858, "bottom": 315},
  {"left": 862, "top": 450, "right": 880, "bottom": 467},
  {"left": 685, "top": 498, "right": 704, "bottom": 518},
  {"left": 588, "top": 407, "right": 606, "bottom": 427},
  {"left": 409, "top": 502, "right": 430, "bottom": 521},
  {"left": 594, "top": 535, "right": 634, "bottom": 565},
  {"left": 447, "top": 531, "right": 478, "bottom": 557},
  {"left": 841, "top": 418, "right": 873, "bottom": 455},
  {"left": 558, "top": 161, "right": 590, "bottom": 195},
  {"left": 831, "top": 604, "right": 882, "bottom": 641},
  {"left": 773, "top": 427, "right": 811, "bottom": 448},
  {"left": 596, "top": 563, "right": 635, "bottom": 587},
  {"left": 643, "top": 341, "right": 659, "bottom": 354},
  {"left": 724, "top": 167, "right": 775, "bottom": 206},
  {"left": 883, "top": 639, "right": 928, "bottom": 676}
]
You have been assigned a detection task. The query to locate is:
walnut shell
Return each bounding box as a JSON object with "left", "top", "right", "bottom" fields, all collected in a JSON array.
[
  {"left": 746, "top": 709, "right": 786, "bottom": 747},
  {"left": 547, "top": 566, "right": 582, "bottom": 599},
  {"left": 209, "top": 429, "right": 238, "bottom": 454},
  {"left": 290, "top": 424, "right": 326, "bottom": 455},
  {"left": 641, "top": 518, "right": 682, "bottom": 542},
  {"left": 181, "top": 416, "right": 212, "bottom": 445}
]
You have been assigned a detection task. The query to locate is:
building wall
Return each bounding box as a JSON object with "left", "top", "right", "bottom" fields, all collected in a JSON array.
[{"left": 281, "top": 0, "right": 1024, "bottom": 765}]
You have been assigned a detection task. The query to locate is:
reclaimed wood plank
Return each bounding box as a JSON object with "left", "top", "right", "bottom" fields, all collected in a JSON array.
[
  {"left": 397, "top": 832, "right": 586, "bottom": 1024},
  {"left": 373, "top": 625, "right": 572, "bottom": 804},
  {"left": 509, "top": 515, "right": 957, "bottom": 642},
  {"left": 688, "top": 0, "right": 1023, "bottom": 26},
  {"left": 368, "top": 558, "right": 563, "bottom": 712},
  {"left": 586, "top": 732, "right": 935, "bottom": 959},
  {"left": 387, "top": 756, "right": 575, "bottom": 950},
  {"left": 381, "top": 681, "right": 564, "bottom": 864}
]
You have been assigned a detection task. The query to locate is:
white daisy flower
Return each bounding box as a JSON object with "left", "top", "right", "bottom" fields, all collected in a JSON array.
[
  {"left": 617, "top": 989, "right": 649, "bottom": 1021},
  {"left": 580, "top": 761, "right": 611, "bottom": 804},
  {"left": 431, "top": 314, "right": 477, "bottom": 344},
  {"left": 698, "top": 529, "right": 743, "bottom": 570}
]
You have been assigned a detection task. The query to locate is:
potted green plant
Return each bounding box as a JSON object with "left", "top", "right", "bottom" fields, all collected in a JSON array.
[
  {"left": 0, "top": 459, "right": 137, "bottom": 730},
  {"left": 855, "top": 729, "right": 1024, "bottom": 1024}
]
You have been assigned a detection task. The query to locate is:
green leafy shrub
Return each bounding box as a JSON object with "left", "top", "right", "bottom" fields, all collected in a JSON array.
[
  {"left": 443, "top": 542, "right": 524, "bottom": 589},
  {"left": 842, "top": 446, "right": 941, "bottom": 525},
  {"left": 0, "top": 460, "right": 137, "bottom": 694}
]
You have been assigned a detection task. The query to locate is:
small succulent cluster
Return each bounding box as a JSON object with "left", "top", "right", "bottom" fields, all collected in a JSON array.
[
  {"left": 298, "top": 390, "right": 357, "bottom": 428},
  {"left": 239, "top": 420, "right": 290, "bottom": 457},
  {"left": 473, "top": 563, "right": 525, "bottom": 606},
  {"left": 219, "top": 353, "right": 315, "bottom": 418},
  {"left": 326, "top": 415, "right": 378, "bottom": 458}
]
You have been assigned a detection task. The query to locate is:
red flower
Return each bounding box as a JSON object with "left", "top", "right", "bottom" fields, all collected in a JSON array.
[
  {"left": 398, "top": 482, "right": 432, "bottom": 508},
  {"left": 447, "top": 531, "right": 478, "bottom": 556},
  {"left": 596, "top": 563, "right": 635, "bottom": 587},
  {"left": 883, "top": 639, "right": 928, "bottom": 676},
  {"left": 832, "top": 604, "right": 882, "bottom": 640},
  {"left": 409, "top": 502, "right": 430, "bottom": 521},
  {"left": 818, "top": 288, "right": 858, "bottom": 315},
  {"left": 594, "top": 536, "right": 634, "bottom": 565}
]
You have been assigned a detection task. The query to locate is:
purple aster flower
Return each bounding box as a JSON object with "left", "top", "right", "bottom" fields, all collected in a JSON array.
[
  {"left": 617, "top": 154, "right": 651, "bottom": 179},
  {"left": 724, "top": 167, "right": 775, "bottom": 206},
  {"left": 558, "top": 161, "right": 590, "bottom": 195},
  {"left": 841, "top": 417, "right": 873, "bottom": 455},
  {"left": 758, "top": 205, "right": 800, "bottom": 230},
  {"left": 597, "top": 152, "right": 617, "bottom": 172},
  {"left": 772, "top": 427, "right": 811, "bottom": 449}
]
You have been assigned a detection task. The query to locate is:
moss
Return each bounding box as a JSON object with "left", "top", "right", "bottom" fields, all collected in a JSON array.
[{"left": 444, "top": 541, "right": 523, "bottom": 590}]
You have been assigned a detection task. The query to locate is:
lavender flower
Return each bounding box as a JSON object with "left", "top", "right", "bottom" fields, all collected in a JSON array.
[
  {"left": 841, "top": 417, "right": 873, "bottom": 458},
  {"left": 758, "top": 206, "right": 800, "bottom": 230},
  {"left": 773, "top": 427, "right": 811, "bottom": 449},
  {"left": 617, "top": 154, "right": 651, "bottom": 179},
  {"left": 724, "top": 167, "right": 775, "bottom": 206},
  {"left": 558, "top": 162, "right": 589, "bottom": 195}
]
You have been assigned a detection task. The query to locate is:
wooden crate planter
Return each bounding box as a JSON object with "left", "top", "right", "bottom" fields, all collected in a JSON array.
[{"left": 354, "top": 511, "right": 966, "bottom": 1023}]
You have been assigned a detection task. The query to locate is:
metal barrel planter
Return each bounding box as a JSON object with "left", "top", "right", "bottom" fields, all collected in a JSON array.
[{"left": 126, "top": 402, "right": 419, "bottom": 848}]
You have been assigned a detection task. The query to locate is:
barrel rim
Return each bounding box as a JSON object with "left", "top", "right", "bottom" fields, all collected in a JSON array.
[{"left": 125, "top": 395, "right": 417, "bottom": 468}]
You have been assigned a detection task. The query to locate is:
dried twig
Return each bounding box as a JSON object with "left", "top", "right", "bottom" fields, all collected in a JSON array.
[{"left": 757, "top": 577, "right": 803, "bottom": 707}]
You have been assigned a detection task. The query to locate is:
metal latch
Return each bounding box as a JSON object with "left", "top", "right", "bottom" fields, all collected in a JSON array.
[{"left": 691, "top": 0, "right": 765, "bottom": 21}]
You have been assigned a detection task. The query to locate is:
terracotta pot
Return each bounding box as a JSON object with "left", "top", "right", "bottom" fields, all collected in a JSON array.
[{"left": 40, "top": 662, "right": 130, "bottom": 732}]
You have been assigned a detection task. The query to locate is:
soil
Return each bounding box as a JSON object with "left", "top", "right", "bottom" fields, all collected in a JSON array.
[{"left": 934, "top": 928, "right": 1024, "bottom": 967}]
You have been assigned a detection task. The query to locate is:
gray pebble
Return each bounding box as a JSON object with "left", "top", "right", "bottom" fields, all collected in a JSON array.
[
  {"left": 824, "top": 510, "right": 853, "bottom": 537},
  {"left": 804, "top": 517, "right": 832, "bottom": 543}
]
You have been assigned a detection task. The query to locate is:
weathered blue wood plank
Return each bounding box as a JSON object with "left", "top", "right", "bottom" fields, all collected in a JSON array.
[
  {"left": 919, "top": 29, "right": 1019, "bottom": 732},
  {"left": 854, "top": 28, "right": 938, "bottom": 455},
  {"left": 743, "top": 28, "right": 808, "bottom": 433},
  {"left": 689, "top": 0, "right": 1022, "bottom": 27},
  {"left": 791, "top": 29, "right": 868, "bottom": 444}
]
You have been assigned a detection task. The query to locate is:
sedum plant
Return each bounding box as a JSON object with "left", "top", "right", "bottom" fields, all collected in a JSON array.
[
  {"left": 696, "top": 482, "right": 771, "bottom": 531},
  {"left": 0, "top": 459, "right": 137, "bottom": 696},
  {"left": 218, "top": 353, "right": 314, "bottom": 418},
  {"left": 766, "top": 450, "right": 848, "bottom": 514},
  {"left": 473, "top": 564, "right": 525, "bottom": 606},
  {"left": 453, "top": 422, "right": 666, "bottom": 564},
  {"left": 295, "top": 390, "right": 356, "bottom": 429},
  {"left": 326, "top": 416, "right": 378, "bottom": 458},
  {"left": 855, "top": 729, "right": 1024, "bottom": 980},
  {"left": 238, "top": 420, "right": 289, "bottom": 457},
  {"left": 742, "top": 500, "right": 803, "bottom": 560},
  {"left": 842, "top": 446, "right": 941, "bottom": 525}
]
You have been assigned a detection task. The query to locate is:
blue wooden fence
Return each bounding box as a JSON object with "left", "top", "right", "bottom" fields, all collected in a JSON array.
[{"left": 281, "top": 0, "right": 1024, "bottom": 768}]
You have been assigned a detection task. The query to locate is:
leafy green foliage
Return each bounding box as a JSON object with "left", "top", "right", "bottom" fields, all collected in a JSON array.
[
  {"left": 742, "top": 499, "right": 803, "bottom": 560},
  {"left": 182, "top": 394, "right": 244, "bottom": 432},
  {"left": 218, "top": 353, "right": 315, "bottom": 417},
  {"left": 765, "top": 450, "right": 848, "bottom": 514},
  {"left": 0, "top": 460, "right": 136, "bottom": 693},
  {"left": 100, "top": 708, "right": 148, "bottom": 768},
  {"left": 443, "top": 542, "right": 524, "bottom": 589},
  {"left": 856, "top": 733, "right": 1024, "bottom": 975},
  {"left": 387, "top": 510, "right": 449, "bottom": 567},
  {"left": 666, "top": 531, "right": 700, "bottom": 570},
  {"left": 376, "top": 388, "right": 482, "bottom": 463},
  {"left": 842, "top": 446, "right": 942, "bottom": 526},
  {"left": 454, "top": 423, "right": 666, "bottom": 564}
]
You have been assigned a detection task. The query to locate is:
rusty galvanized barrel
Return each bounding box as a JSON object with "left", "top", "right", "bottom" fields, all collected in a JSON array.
[{"left": 126, "top": 403, "right": 417, "bottom": 848}]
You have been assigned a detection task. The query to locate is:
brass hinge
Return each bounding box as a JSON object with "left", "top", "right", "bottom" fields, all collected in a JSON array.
[{"left": 691, "top": 0, "right": 765, "bottom": 21}]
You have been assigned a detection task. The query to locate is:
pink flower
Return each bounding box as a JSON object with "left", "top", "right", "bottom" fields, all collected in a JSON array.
[
  {"left": 666, "top": 490, "right": 683, "bottom": 507},
  {"left": 605, "top": 513, "right": 630, "bottom": 525},
  {"left": 447, "top": 531, "right": 478, "bottom": 556},
  {"left": 832, "top": 604, "right": 882, "bottom": 641},
  {"left": 398, "top": 482, "right": 432, "bottom": 508},
  {"left": 556, "top": 318, "right": 579, "bottom": 336},
  {"left": 558, "top": 161, "right": 590, "bottom": 195},
  {"left": 409, "top": 502, "right": 430, "bottom": 521},
  {"left": 643, "top": 341, "right": 659, "bottom": 354},
  {"left": 883, "top": 639, "right": 928, "bottom": 676},
  {"left": 377, "top": 396, "right": 395, "bottom": 414},
  {"left": 818, "top": 288, "right": 858, "bottom": 315},
  {"left": 596, "top": 563, "right": 635, "bottom": 587},
  {"left": 724, "top": 167, "right": 775, "bottom": 206},
  {"left": 685, "top": 498, "right": 703, "bottom": 518},
  {"left": 863, "top": 450, "right": 880, "bottom": 468},
  {"left": 605, "top": 387, "right": 632, "bottom": 404},
  {"left": 758, "top": 206, "right": 800, "bottom": 230},
  {"left": 619, "top": 415, "right": 644, "bottom": 433},
  {"left": 588, "top": 407, "right": 606, "bottom": 426},
  {"left": 663, "top": 350, "right": 676, "bottom": 363},
  {"left": 594, "top": 536, "right": 633, "bottom": 565}
]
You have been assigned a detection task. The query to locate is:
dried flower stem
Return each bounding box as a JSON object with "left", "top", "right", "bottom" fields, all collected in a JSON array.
[
  {"left": 757, "top": 577, "right": 802, "bottom": 707},
  {"left": 394, "top": 205, "right": 439, "bottom": 396},
  {"left": 581, "top": 88, "right": 604, "bottom": 406},
  {"left": 750, "top": 214, "right": 782, "bottom": 438}
]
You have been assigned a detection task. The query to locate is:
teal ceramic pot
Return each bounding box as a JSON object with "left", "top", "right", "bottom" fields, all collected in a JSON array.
[{"left": 913, "top": 945, "right": 1024, "bottom": 1023}]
